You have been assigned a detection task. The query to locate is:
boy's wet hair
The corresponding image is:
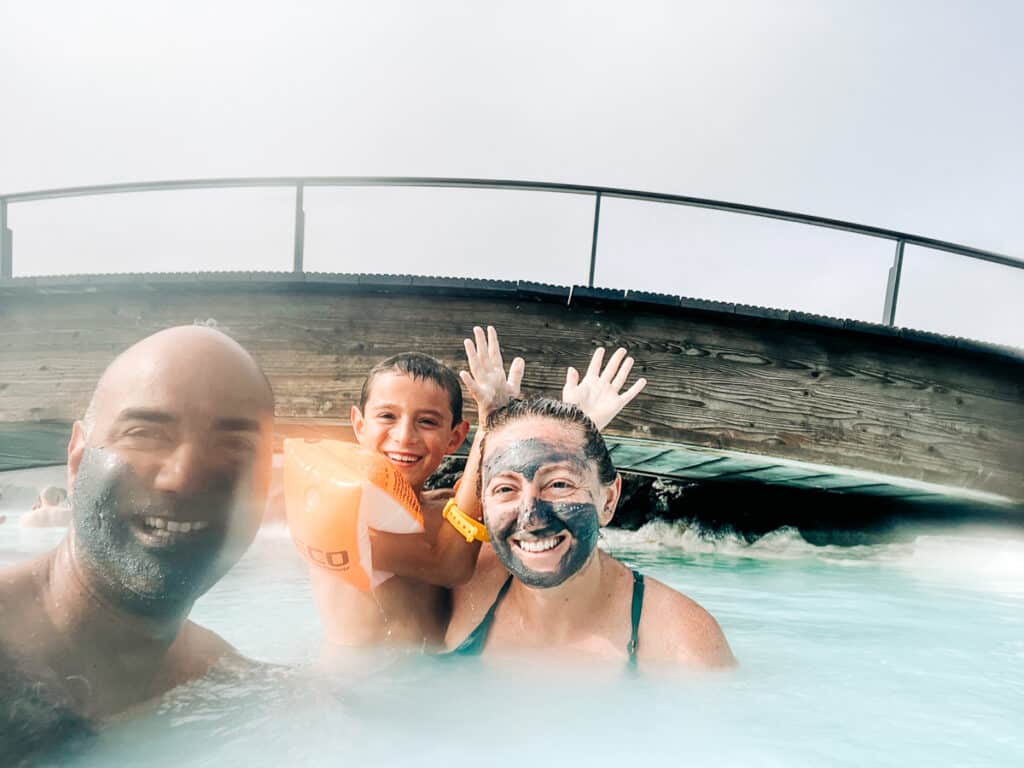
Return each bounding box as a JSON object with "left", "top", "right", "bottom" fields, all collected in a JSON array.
[
  {"left": 359, "top": 352, "right": 464, "bottom": 426},
  {"left": 484, "top": 396, "right": 616, "bottom": 484}
]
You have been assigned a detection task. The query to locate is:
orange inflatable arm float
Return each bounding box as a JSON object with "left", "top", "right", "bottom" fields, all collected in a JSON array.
[{"left": 283, "top": 439, "right": 424, "bottom": 592}]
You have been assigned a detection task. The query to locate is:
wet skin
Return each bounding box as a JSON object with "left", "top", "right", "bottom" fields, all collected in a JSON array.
[
  {"left": 482, "top": 438, "right": 589, "bottom": 484},
  {"left": 0, "top": 326, "right": 275, "bottom": 762},
  {"left": 71, "top": 447, "right": 254, "bottom": 619},
  {"left": 483, "top": 437, "right": 603, "bottom": 588}
]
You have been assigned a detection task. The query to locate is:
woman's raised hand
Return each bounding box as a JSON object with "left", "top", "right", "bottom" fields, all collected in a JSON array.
[
  {"left": 460, "top": 326, "right": 525, "bottom": 424},
  {"left": 562, "top": 347, "right": 647, "bottom": 430}
]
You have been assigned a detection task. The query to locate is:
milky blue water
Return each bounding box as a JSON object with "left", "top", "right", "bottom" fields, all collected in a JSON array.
[{"left": 2, "top": 466, "right": 1022, "bottom": 767}]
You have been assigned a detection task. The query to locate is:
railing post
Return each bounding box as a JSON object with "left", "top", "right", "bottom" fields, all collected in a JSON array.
[
  {"left": 0, "top": 199, "right": 11, "bottom": 279},
  {"left": 292, "top": 184, "right": 305, "bottom": 273},
  {"left": 882, "top": 239, "right": 905, "bottom": 326},
  {"left": 588, "top": 191, "right": 602, "bottom": 288}
]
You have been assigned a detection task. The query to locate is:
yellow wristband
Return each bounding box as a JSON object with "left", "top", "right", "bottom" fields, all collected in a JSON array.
[{"left": 442, "top": 498, "right": 489, "bottom": 543}]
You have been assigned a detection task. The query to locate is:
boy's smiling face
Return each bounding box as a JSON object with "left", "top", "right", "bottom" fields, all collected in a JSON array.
[{"left": 352, "top": 371, "right": 468, "bottom": 491}]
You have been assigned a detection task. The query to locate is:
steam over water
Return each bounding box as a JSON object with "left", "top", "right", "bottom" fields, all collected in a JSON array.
[{"left": 2, "top": 467, "right": 1022, "bottom": 766}]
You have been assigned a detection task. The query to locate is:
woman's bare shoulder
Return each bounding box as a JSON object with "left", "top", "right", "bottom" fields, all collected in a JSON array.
[{"left": 638, "top": 576, "right": 736, "bottom": 668}]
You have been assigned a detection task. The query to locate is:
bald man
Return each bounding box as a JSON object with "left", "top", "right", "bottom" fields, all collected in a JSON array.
[{"left": 0, "top": 326, "right": 274, "bottom": 762}]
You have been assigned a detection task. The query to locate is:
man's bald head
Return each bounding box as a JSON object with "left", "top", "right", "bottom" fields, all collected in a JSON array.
[{"left": 82, "top": 326, "right": 274, "bottom": 437}]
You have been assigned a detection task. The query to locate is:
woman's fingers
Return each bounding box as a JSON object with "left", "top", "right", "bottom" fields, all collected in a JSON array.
[
  {"left": 611, "top": 355, "right": 634, "bottom": 390},
  {"left": 584, "top": 347, "right": 605, "bottom": 380},
  {"left": 473, "top": 326, "right": 488, "bottom": 365},
  {"left": 463, "top": 337, "right": 481, "bottom": 381},
  {"left": 601, "top": 348, "right": 628, "bottom": 382},
  {"left": 459, "top": 369, "right": 482, "bottom": 398},
  {"left": 508, "top": 357, "right": 526, "bottom": 396},
  {"left": 563, "top": 366, "right": 580, "bottom": 396},
  {"left": 620, "top": 377, "right": 647, "bottom": 405},
  {"left": 487, "top": 325, "right": 506, "bottom": 373}
]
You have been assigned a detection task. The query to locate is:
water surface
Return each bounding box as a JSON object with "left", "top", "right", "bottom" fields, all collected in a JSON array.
[{"left": 2, "top": 468, "right": 1021, "bottom": 767}]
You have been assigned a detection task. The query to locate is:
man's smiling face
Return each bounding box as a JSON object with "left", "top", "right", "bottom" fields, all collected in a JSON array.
[
  {"left": 481, "top": 417, "right": 616, "bottom": 588},
  {"left": 66, "top": 327, "right": 274, "bottom": 618},
  {"left": 352, "top": 371, "right": 468, "bottom": 492}
]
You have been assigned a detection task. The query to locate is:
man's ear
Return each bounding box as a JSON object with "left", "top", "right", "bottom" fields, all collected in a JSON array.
[
  {"left": 599, "top": 473, "right": 622, "bottom": 527},
  {"left": 350, "top": 405, "right": 366, "bottom": 444},
  {"left": 446, "top": 419, "right": 471, "bottom": 455},
  {"left": 66, "top": 421, "right": 88, "bottom": 496}
]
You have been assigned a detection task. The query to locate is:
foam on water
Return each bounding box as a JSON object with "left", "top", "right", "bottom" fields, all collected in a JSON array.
[{"left": 602, "top": 519, "right": 1024, "bottom": 596}]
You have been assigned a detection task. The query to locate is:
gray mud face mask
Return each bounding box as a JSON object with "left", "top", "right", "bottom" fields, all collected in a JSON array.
[
  {"left": 71, "top": 447, "right": 256, "bottom": 618},
  {"left": 483, "top": 437, "right": 603, "bottom": 588},
  {"left": 489, "top": 498, "right": 601, "bottom": 589}
]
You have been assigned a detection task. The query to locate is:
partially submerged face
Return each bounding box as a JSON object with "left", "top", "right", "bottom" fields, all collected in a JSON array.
[
  {"left": 352, "top": 370, "right": 468, "bottom": 491},
  {"left": 482, "top": 417, "right": 618, "bottom": 588},
  {"left": 67, "top": 327, "right": 274, "bottom": 618}
]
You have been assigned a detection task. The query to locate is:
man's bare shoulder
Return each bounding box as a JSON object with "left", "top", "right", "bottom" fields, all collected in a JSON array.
[
  {"left": 0, "top": 556, "right": 51, "bottom": 643},
  {"left": 166, "top": 621, "right": 245, "bottom": 685},
  {"left": 639, "top": 576, "right": 736, "bottom": 669}
]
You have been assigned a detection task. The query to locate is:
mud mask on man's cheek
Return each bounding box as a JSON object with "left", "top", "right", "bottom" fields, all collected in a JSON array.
[
  {"left": 489, "top": 497, "right": 601, "bottom": 589},
  {"left": 71, "top": 447, "right": 255, "bottom": 617}
]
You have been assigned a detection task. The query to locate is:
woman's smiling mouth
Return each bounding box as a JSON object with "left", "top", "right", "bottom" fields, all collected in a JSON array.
[{"left": 512, "top": 532, "right": 569, "bottom": 557}]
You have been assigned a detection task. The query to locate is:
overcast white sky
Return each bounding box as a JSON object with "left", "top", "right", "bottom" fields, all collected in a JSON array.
[{"left": 1, "top": 0, "right": 1021, "bottom": 346}]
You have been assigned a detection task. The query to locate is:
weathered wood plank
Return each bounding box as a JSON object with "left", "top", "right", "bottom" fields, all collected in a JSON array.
[{"left": 1, "top": 281, "right": 1021, "bottom": 498}]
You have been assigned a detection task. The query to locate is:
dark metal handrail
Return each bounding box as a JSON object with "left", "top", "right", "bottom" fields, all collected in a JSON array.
[{"left": 2, "top": 176, "right": 1021, "bottom": 325}]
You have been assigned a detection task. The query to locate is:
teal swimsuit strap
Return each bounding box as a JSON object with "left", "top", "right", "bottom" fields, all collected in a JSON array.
[
  {"left": 627, "top": 570, "right": 645, "bottom": 668},
  {"left": 450, "top": 570, "right": 645, "bottom": 664},
  {"left": 450, "top": 575, "right": 514, "bottom": 656}
]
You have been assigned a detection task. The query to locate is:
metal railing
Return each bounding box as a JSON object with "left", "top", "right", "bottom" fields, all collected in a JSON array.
[{"left": 2, "top": 176, "right": 1022, "bottom": 326}]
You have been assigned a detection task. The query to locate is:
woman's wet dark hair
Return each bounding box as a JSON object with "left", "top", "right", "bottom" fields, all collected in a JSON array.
[
  {"left": 359, "top": 352, "right": 464, "bottom": 426},
  {"left": 484, "top": 396, "right": 617, "bottom": 485}
]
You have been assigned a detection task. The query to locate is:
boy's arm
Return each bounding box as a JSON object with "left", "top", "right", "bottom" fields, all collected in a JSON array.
[
  {"left": 452, "top": 324, "right": 524, "bottom": 524},
  {"left": 369, "top": 326, "right": 522, "bottom": 588},
  {"left": 369, "top": 428, "right": 487, "bottom": 587}
]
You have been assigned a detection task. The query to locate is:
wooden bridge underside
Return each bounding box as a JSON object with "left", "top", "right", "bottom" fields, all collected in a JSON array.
[{"left": 1, "top": 274, "right": 1021, "bottom": 516}]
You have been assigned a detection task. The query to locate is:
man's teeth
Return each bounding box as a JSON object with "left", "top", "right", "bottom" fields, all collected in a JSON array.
[
  {"left": 386, "top": 453, "right": 420, "bottom": 465},
  {"left": 144, "top": 517, "right": 210, "bottom": 533},
  {"left": 517, "top": 537, "right": 561, "bottom": 553}
]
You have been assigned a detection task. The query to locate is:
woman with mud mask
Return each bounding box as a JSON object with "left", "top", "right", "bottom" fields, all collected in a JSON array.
[{"left": 445, "top": 397, "right": 735, "bottom": 670}]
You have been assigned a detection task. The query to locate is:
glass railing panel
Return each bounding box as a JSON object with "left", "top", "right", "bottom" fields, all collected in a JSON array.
[
  {"left": 593, "top": 196, "right": 895, "bottom": 322},
  {"left": 896, "top": 244, "right": 1024, "bottom": 348},
  {"left": 7, "top": 188, "right": 295, "bottom": 276},
  {"left": 301, "top": 186, "right": 594, "bottom": 283}
]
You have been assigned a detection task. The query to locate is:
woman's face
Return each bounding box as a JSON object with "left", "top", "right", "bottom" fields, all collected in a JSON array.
[{"left": 481, "top": 416, "right": 617, "bottom": 588}]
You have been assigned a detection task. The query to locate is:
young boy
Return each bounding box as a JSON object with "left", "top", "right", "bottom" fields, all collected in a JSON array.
[
  {"left": 309, "top": 327, "right": 644, "bottom": 652},
  {"left": 309, "top": 328, "right": 518, "bottom": 650}
]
